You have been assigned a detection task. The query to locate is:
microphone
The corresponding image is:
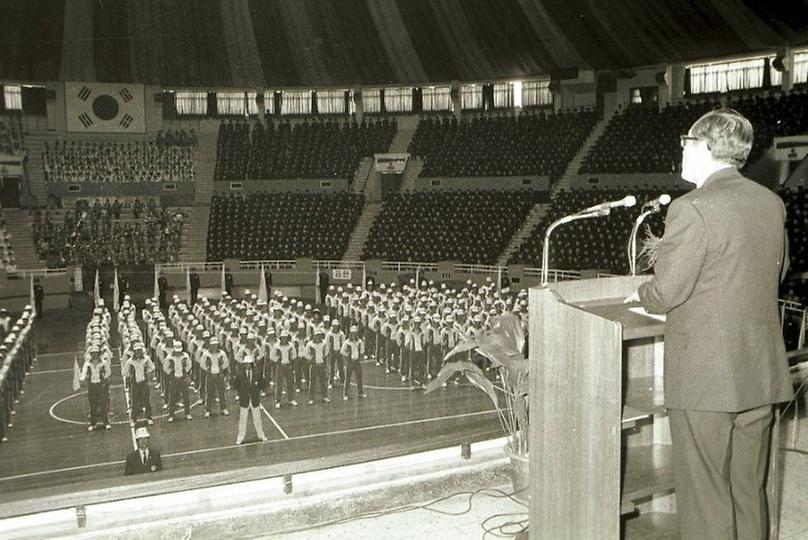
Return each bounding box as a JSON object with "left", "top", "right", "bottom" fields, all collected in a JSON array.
[
  {"left": 581, "top": 195, "right": 637, "bottom": 215},
  {"left": 641, "top": 194, "right": 671, "bottom": 211}
]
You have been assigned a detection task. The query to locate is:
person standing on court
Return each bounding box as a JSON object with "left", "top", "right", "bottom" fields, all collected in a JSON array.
[
  {"left": 200, "top": 337, "right": 229, "bottom": 417},
  {"left": 80, "top": 346, "right": 111, "bottom": 431},
  {"left": 157, "top": 272, "right": 168, "bottom": 310},
  {"left": 341, "top": 326, "right": 367, "bottom": 400},
  {"left": 302, "top": 328, "right": 330, "bottom": 404},
  {"left": 165, "top": 340, "right": 192, "bottom": 422},
  {"left": 123, "top": 342, "right": 156, "bottom": 425},
  {"left": 234, "top": 354, "right": 267, "bottom": 444},
  {"left": 189, "top": 269, "right": 200, "bottom": 305},
  {"left": 626, "top": 108, "right": 792, "bottom": 540},
  {"left": 33, "top": 279, "right": 44, "bottom": 319},
  {"left": 124, "top": 427, "right": 162, "bottom": 475}
]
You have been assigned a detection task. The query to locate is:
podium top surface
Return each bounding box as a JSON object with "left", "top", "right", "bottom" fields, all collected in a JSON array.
[{"left": 573, "top": 299, "right": 665, "bottom": 340}]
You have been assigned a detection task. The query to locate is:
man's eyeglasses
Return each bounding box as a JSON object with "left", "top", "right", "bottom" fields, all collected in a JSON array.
[{"left": 680, "top": 135, "right": 702, "bottom": 148}]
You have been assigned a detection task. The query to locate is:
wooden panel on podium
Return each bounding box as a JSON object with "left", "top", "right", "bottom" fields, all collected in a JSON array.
[{"left": 529, "top": 276, "right": 673, "bottom": 539}]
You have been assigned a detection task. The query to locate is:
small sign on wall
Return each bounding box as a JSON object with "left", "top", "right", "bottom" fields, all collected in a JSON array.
[{"left": 332, "top": 269, "right": 352, "bottom": 280}]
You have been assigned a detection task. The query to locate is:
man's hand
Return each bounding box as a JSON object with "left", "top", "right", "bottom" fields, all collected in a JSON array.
[{"left": 624, "top": 290, "right": 640, "bottom": 304}]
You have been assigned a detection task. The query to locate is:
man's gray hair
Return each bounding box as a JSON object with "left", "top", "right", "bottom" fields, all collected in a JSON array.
[{"left": 690, "top": 107, "right": 754, "bottom": 168}]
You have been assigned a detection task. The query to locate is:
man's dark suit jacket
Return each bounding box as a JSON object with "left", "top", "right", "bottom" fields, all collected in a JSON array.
[
  {"left": 234, "top": 366, "right": 264, "bottom": 408},
  {"left": 124, "top": 448, "right": 163, "bottom": 475},
  {"left": 639, "top": 167, "right": 793, "bottom": 412}
]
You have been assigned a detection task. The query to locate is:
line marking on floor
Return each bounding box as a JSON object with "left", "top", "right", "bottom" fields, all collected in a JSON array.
[
  {"left": 49, "top": 386, "right": 202, "bottom": 426},
  {"left": 36, "top": 350, "right": 86, "bottom": 358},
  {"left": 26, "top": 367, "right": 75, "bottom": 375},
  {"left": 0, "top": 409, "right": 497, "bottom": 483},
  {"left": 259, "top": 405, "right": 290, "bottom": 439}
]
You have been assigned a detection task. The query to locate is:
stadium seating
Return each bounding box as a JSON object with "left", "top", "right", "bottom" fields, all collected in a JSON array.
[
  {"left": 580, "top": 101, "right": 719, "bottom": 174},
  {"left": 362, "top": 189, "right": 544, "bottom": 264},
  {"left": 156, "top": 129, "right": 197, "bottom": 147},
  {"left": 214, "top": 118, "right": 396, "bottom": 181},
  {"left": 0, "top": 207, "right": 16, "bottom": 271},
  {"left": 408, "top": 109, "right": 597, "bottom": 180},
  {"left": 43, "top": 139, "right": 195, "bottom": 183},
  {"left": 206, "top": 192, "right": 364, "bottom": 261},
  {"left": 509, "top": 187, "right": 690, "bottom": 273},
  {"left": 33, "top": 198, "right": 187, "bottom": 267},
  {"left": 581, "top": 89, "right": 808, "bottom": 174},
  {"left": 0, "top": 116, "right": 24, "bottom": 155},
  {"left": 782, "top": 186, "right": 808, "bottom": 275}
]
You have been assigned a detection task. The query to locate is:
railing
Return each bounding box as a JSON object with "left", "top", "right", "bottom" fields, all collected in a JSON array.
[
  {"left": 779, "top": 299, "right": 807, "bottom": 349},
  {"left": 380, "top": 261, "right": 439, "bottom": 273},
  {"left": 452, "top": 263, "right": 502, "bottom": 275},
  {"left": 240, "top": 260, "right": 296, "bottom": 271},
  {"left": 524, "top": 267, "right": 582, "bottom": 282},
  {"left": 5, "top": 268, "right": 68, "bottom": 279},
  {"left": 313, "top": 260, "right": 366, "bottom": 272},
  {"left": 156, "top": 261, "right": 223, "bottom": 273},
  {"left": 79, "top": 259, "right": 582, "bottom": 286}
]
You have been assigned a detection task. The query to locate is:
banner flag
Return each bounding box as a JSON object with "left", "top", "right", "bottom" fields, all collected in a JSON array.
[
  {"left": 72, "top": 355, "right": 81, "bottom": 392},
  {"left": 65, "top": 82, "right": 146, "bottom": 133}
]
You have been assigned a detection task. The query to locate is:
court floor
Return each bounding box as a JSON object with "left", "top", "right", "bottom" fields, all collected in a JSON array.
[{"left": 0, "top": 309, "right": 500, "bottom": 513}]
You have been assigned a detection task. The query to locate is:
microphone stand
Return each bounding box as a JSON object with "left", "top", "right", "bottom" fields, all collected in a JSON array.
[
  {"left": 541, "top": 208, "right": 610, "bottom": 286},
  {"left": 628, "top": 205, "right": 660, "bottom": 276}
]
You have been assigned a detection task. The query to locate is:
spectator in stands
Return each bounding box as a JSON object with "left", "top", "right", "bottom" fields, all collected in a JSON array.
[
  {"left": 214, "top": 117, "right": 396, "bottom": 181},
  {"left": 409, "top": 109, "right": 595, "bottom": 181},
  {"left": 207, "top": 192, "right": 363, "bottom": 261},
  {"left": 509, "top": 186, "right": 690, "bottom": 273},
  {"left": 34, "top": 199, "right": 187, "bottom": 268},
  {"left": 363, "top": 190, "right": 543, "bottom": 265},
  {"left": 44, "top": 137, "right": 195, "bottom": 184}
]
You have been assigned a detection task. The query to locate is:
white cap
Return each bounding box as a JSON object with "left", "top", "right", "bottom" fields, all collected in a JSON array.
[{"left": 134, "top": 427, "right": 150, "bottom": 439}]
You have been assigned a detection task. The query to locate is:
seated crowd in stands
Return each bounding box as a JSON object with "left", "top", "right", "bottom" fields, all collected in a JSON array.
[
  {"left": 509, "top": 187, "right": 690, "bottom": 273},
  {"left": 43, "top": 138, "right": 195, "bottom": 183},
  {"left": 207, "top": 192, "right": 363, "bottom": 261},
  {"left": 581, "top": 100, "right": 718, "bottom": 174},
  {"left": 582, "top": 89, "right": 808, "bottom": 174},
  {"left": 156, "top": 128, "right": 197, "bottom": 147},
  {"left": 33, "top": 198, "right": 186, "bottom": 267},
  {"left": 362, "top": 190, "right": 544, "bottom": 265},
  {"left": 408, "top": 109, "right": 596, "bottom": 180},
  {"left": 0, "top": 116, "right": 24, "bottom": 155},
  {"left": 781, "top": 186, "right": 808, "bottom": 275},
  {"left": 214, "top": 117, "right": 396, "bottom": 181},
  {"left": 0, "top": 207, "right": 16, "bottom": 271}
]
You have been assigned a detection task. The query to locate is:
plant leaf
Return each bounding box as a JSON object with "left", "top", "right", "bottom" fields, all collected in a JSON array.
[{"left": 424, "top": 361, "right": 475, "bottom": 393}]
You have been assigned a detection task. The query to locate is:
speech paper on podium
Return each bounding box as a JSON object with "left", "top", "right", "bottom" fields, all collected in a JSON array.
[{"left": 628, "top": 306, "right": 667, "bottom": 322}]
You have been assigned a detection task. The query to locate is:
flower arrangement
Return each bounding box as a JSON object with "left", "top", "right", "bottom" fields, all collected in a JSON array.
[
  {"left": 424, "top": 312, "right": 529, "bottom": 456},
  {"left": 638, "top": 225, "right": 663, "bottom": 271}
]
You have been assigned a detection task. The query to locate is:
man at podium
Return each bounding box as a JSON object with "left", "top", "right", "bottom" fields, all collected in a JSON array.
[{"left": 626, "top": 108, "right": 792, "bottom": 539}]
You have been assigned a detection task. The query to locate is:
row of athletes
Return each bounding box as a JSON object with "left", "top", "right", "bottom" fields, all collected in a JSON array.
[
  {"left": 135, "top": 294, "right": 370, "bottom": 418},
  {"left": 78, "top": 301, "right": 115, "bottom": 431},
  {"left": 322, "top": 279, "right": 529, "bottom": 372},
  {"left": 0, "top": 306, "right": 37, "bottom": 442}
]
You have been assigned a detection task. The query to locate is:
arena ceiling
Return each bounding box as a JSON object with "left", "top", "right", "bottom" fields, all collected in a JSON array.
[{"left": 1, "top": 0, "right": 807, "bottom": 87}]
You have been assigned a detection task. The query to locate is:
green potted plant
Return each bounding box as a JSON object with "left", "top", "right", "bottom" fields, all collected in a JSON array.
[{"left": 424, "top": 312, "right": 529, "bottom": 500}]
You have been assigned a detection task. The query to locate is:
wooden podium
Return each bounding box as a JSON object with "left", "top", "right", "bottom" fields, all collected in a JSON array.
[{"left": 528, "top": 276, "right": 676, "bottom": 538}]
